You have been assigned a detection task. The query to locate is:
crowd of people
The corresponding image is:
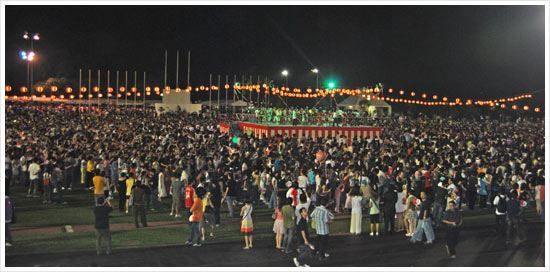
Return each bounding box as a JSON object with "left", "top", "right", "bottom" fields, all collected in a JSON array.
[{"left": 4, "top": 101, "right": 545, "bottom": 266}]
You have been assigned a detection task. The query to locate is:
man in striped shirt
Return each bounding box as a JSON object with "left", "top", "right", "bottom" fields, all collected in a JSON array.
[{"left": 310, "top": 198, "right": 334, "bottom": 260}]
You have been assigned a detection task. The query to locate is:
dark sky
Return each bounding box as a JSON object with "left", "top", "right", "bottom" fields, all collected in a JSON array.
[{"left": 5, "top": 5, "right": 545, "bottom": 99}]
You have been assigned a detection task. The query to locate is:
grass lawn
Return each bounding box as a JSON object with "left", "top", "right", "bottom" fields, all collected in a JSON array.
[{"left": 6, "top": 185, "right": 541, "bottom": 256}]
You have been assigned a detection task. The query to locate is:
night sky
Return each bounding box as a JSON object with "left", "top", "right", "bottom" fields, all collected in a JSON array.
[{"left": 5, "top": 5, "right": 546, "bottom": 99}]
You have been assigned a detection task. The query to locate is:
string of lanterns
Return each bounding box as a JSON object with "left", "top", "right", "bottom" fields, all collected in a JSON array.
[{"left": 4, "top": 84, "right": 541, "bottom": 113}]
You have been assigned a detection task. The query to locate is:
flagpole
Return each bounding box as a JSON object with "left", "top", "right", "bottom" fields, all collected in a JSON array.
[
  {"left": 176, "top": 50, "right": 179, "bottom": 89},
  {"left": 217, "top": 74, "right": 221, "bottom": 109},
  {"left": 88, "top": 69, "right": 91, "bottom": 111},
  {"left": 97, "top": 70, "right": 101, "bottom": 109},
  {"left": 125, "top": 70, "right": 128, "bottom": 108},
  {"left": 116, "top": 70, "right": 119, "bottom": 109},
  {"left": 78, "top": 68, "right": 82, "bottom": 111},
  {"left": 107, "top": 70, "right": 110, "bottom": 107},
  {"left": 134, "top": 71, "right": 137, "bottom": 109},
  {"left": 143, "top": 71, "right": 146, "bottom": 111},
  {"left": 209, "top": 73, "right": 212, "bottom": 108}
]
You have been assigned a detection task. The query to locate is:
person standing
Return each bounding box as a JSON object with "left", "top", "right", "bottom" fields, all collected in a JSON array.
[
  {"left": 240, "top": 200, "right": 254, "bottom": 249},
  {"left": 272, "top": 201, "right": 285, "bottom": 250},
  {"left": 131, "top": 180, "right": 147, "bottom": 228},
  {"left": 282, "top": 197, "right": 295, "bottom": 254},
  {"left": 410, "top": 191, "right": 435, "bottom": 244},
  {"left": 186, "top": 189, "right": 204, "bottom": 247},
  {"left": 442, "top": 201, "right": 462, "bottom": 259},
  {"left": 369, "top": 192, "right": 381, "bottom": 237},
  {"left": 535, "top": 178, "right": 545, "bottom": 222},
  {"left": 395, "top": 185, "right": 406, "bottom": 233},
  {"left": 125, "top": 173, "right": 136, "bottom": 214},
  {"left": 383, "top": 184, "right": 397, "bottom": 235},
  {"left": 433, "top": 179, "right": 449, "bottom": 229},
  {"left": 171, "top": 173, "right": 183, "bottom": 217},
  {"left": 93, "top": 170, "right": 105, "bottom": 205},
  {"left": 86, "top": 157, "right": 95, "bottom": 190},
  {"left": 117, "top": 173, "right": 127, "bottom": 212},
  {"left": 404, "top": 193, "right": 418, "bottom": 237},
  {"left": 493, "top": 187, "right": 508, "bottom": 237},
  {"left": 310, "top": 198, "right": 334, "bottom": 260},
  {"left": 28, "top": 159, "right": 41, "bottom": 197},
  {"left": 506, "top": 190, "right": 526, "bottom": 245},
  {"left": 184, "top": 181, "right": 196, "bottom": 221},
  {"left": 5, "top": 196, "right": 15, "bottom": 247},
  {"left": 222, "top": 175, "right": 237, "bottom": 218},
  {"left": 293, "top": 207, "right": 315, "bottom": 267},
  {"left": 94, "top": 197, "right": 113, "bottom": 256},
  {"left": 478, "top": 173, "right": 489, "bottom": 209},
  {"left": 349, "top": 186, "right": 363, "bottom": 235}
]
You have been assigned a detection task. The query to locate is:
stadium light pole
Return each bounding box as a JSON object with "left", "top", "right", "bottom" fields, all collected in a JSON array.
[
  {"left": 22, "top": 31, "right": 39, "bottom": 97},
  {"left": 281, "top": 70, "right": 289, "bottom": 87},
  {"left": 311, "top": 68, "right": 319, "bottom": 90}
]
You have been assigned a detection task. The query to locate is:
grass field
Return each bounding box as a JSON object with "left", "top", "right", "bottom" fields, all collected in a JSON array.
[{"left": 6, "top": 185, "right": 539, "bottom": 256}]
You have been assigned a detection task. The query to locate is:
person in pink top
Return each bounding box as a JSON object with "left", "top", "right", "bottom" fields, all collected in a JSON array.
[{"left": 272, "top": 201, "right": 285, "bottom": 249}]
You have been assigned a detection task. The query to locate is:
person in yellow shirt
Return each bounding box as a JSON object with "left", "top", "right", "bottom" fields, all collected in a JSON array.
[
  {"left": 93, "top": 170, "right": 105, "bottom": 204},
  {"left": 86, "top": 158, "right": 95, "bottom": 190},
  {"left": 125, "top": 174, "right": 135, "bottom": 214}
]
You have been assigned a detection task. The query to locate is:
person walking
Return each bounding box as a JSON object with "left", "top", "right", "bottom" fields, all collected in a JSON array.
[
  {"left": 131, "top": 180, "right": 148, "bottom": 228},
  {"left": 272, "top": 201, "right": 285, "bottom": 250},
  {"left": 282, "top": 197, "right": 295, "bottom": 254},
  {"left": 186, "top": 189, "right": 204, "bottom": 247},
  {"left": 94, "top": 197, "right": 113, "bottom": 256},
  {"left": 410, "top": 191, "right": 435, "bottom": 244},
  {"left": 240, "top": 200, "right": 254, "bottom": 249},
  {"left": 493, "top": 187, "right": 508, "bottom": 237},
  {"left": 293, "top": 207, "right": 315, "bottom": 267},
  {"left": 349, "top": 186, "right": 363, "bottom": 235},
  {"left": 310, "top": 198, "right": 334, "bottom": 261},
  {"left": 442, "top": 201, "right": 462, "bottom": 259}
]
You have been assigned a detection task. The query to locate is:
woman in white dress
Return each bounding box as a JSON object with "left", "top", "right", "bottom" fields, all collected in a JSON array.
[
  {"left": 158, "top": 169, "right": 167, "bottom": 199},
  {"left": 349, "top": 186, "right": 363, "bottom": 235}
]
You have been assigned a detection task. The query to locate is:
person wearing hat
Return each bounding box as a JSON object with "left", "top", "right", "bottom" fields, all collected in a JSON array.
[{"left": 94, "top": 196, "right": 113, "bottom": 256}]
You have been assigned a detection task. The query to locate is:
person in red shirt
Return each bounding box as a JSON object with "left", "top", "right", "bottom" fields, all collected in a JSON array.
[{"left": 184, "top": 182, "right": 196, "bottom": 224}]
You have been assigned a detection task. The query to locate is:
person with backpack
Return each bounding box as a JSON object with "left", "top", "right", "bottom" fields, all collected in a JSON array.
[
  {"left": 493, "top": 187, "right": 508, "bottom": 237},
  {"left": 506, "top": 190, "right": 526, "bottom": 245}
]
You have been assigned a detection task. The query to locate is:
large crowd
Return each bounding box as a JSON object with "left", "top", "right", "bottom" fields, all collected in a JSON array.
[{"left": 4, "top": 101, "right": 545, "bottom": 266}]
